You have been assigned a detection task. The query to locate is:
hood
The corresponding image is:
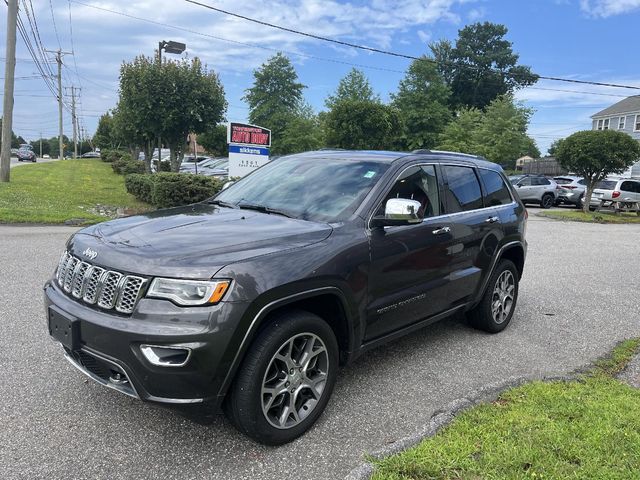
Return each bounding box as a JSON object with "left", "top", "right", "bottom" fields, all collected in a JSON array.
[{"left": 68, "top": 204, "right": 333, "bottom": 279}]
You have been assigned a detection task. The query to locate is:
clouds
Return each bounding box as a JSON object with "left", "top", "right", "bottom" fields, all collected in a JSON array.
[{"left": 580, "top": 0, "right": 640, "bottom": 17}]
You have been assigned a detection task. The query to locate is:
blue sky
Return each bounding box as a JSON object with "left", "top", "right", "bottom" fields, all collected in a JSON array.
[{"left": 2, "top": 0, "right": 639, "bottom": 154}]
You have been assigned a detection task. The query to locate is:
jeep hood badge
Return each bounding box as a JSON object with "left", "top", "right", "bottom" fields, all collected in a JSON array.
[{"left": 82, "top": 247, "right": 98, "bottom": 260}]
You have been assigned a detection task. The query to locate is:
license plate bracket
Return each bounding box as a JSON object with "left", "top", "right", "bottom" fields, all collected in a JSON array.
[{"left": 48, "top": 306, "right": 80, "bottom": 350}]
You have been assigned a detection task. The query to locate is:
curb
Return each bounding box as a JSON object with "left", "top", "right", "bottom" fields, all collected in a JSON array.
[{"left": 344, "top": 372, "right": 580, "bottom": 480}]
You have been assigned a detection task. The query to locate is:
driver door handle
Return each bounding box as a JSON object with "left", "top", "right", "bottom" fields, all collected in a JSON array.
[
  {"left": 485, "top": 216, "right": 500, "bottom": 224},
  {"left": 432, "top": 226, "right": 451, "bottom": 235}
]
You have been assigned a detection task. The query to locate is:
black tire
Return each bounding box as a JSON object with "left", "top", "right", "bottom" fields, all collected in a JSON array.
[
  {"left": 224, "top": 310, "right": 339, "bottom": 445},
  {"left": 540, "top": 193, "right": 554, "bottom": 209},
  {"left": 468, "top": 259, "right": 519, "bottom": 333},
  {"left": 576, "top": 194, "right": 584, "bottom": 209}
]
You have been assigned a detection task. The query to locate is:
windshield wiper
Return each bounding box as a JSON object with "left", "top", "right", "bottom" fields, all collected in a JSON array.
[
  {"left": 237, "top": 202, "right": 296, "bottom": 218},
  {"left": 207, "top": 199, "right": 237, "bottom": 208}
]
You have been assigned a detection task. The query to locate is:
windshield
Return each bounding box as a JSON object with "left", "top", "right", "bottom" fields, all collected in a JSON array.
[{"left": 214, "top": 156, "right": 390, "bottom": 222}]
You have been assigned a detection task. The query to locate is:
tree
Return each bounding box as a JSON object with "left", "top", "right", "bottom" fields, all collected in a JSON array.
[
  {"left": 0, "top": 118, "right": 20, "bottom": 150},
  {"left": 29, "top": 138, "right": 50, "bottom": 156},
  {"left": 47, "top": 135, "right": 70, "bottom": 158},
  {"left": 431, "top": 22, "right": 538, "bottom": 110},
  {"left": 556, "top": 130, "right": 640, "bottom": 213},
  {"left": 324, "top": 100, "right": 402, "bottom": 150},
  {"left": 391, "top": 58, "right": 452, "bottom": 150},
  {"left": 93, "top": 112, "right": 118, "bottom": 150},
  {"left": 279, "top": 104, "right": 323, "bottom": 154},
  {"left": 325, "top": 68, "right": 379, "bottom": 110},
  {"left": 244, "top": 53, "right": 305, "bottom": 154},
  {"left": 437, "top": 95, "right": 538, "bottom": 168},
  {"left": 547, "top": 138, "right": 564, "bottom": 156},
  {"left": 197, "top": 124, "right": 228, "bottom": 157},
  {"left": 116, "top": 55, "right": 226, "bottom": 171}
]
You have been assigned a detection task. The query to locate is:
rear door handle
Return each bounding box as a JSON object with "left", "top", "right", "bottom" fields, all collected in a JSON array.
[
  {"left": 485, "top": 216, "right": 500, "bottom": 224},
  {"left": 432, "top": 226, "right": 451, "bottom": 235}
]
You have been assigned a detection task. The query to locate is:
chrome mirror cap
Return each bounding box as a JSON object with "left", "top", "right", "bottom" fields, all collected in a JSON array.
[{"left": 384, "top": 198, "right": 422, "bottom": 222}]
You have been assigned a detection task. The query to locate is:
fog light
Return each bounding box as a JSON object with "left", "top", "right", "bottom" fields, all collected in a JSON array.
[{"left": 140, "top": 345, "right": 191, "bottom": 367}]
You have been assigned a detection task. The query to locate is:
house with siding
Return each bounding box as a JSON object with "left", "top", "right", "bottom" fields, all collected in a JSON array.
[{"left": 591, "top": 95, "right": 640, "bottom": 176}]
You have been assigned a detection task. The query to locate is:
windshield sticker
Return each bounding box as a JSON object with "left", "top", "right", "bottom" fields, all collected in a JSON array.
[{"left": 364, "top": 171, "right": 376, "bottom": 179}]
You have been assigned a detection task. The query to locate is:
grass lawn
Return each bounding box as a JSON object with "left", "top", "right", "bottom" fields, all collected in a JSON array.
[
  {"left": 0, "top": 159, "right": 149, "bottom": 224},
  {"left": 539, "top": 209, "right": 640, "bottom": 224},
  {"left": 372, "top": 339, "right": 640, "bottom": 480}
]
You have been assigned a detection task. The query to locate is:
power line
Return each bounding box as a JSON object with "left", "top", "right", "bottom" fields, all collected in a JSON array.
[
  {"left": 184, "top": 0, "right": 640, "bottom": 91},
  {"left": 48, "top": 0, "right": 62, "bottom": 48}
]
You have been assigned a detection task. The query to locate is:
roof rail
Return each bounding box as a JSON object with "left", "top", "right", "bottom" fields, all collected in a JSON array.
[{"left": 411, "top": 149, "right": 431, "bottom": 154}]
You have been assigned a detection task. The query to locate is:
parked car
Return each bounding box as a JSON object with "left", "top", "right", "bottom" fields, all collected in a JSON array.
[
  {"left": 43, "top": 154, "right": 51, "bottom": 159},
  {"left": 81, "top": 151, "right": 101, "bottom": 158},
  {"left": 180, "top": 157, "right": 226, "bottom": 174},
  {"left": 589, "top": 178, "right": 640, "bottom": 210},
  {"left": 10, "top": 148, "right": 19, "bottom": 157},
  {"left": 181, "top": 155, "right": 210, "bottom": 166},
  {"left": 198, "top": 159, "right": 228, "bottom": 178},
  {"left": 45, "top": 150, "right": 527, "bottom": 445},
  {"left": 509, "top": 174, "right": 557, "bottom": 208},
  {"left": 16, "top": 144, "right": 36, "bottom": 162},
  {"left": 553, "top": 175, "right": 586, "bottom": 208}
]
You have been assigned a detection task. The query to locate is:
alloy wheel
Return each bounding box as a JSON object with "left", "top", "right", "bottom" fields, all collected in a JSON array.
[
  {"left": 261, "top": 333, "right": 329, "bottom": 429},
  {"left": 491, "top": 270, "right": 515, "bottom": 324}
]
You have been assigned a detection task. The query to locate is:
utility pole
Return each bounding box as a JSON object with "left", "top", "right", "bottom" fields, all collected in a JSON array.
[
  {"left": 45, "top": 49, "right": 72, "bottom": 160},
  {"left": 39, "top": 132, "right": 42, "bottom": 158},
  {"left": 71, "top": 86, "right": 77, "bottom": 158},
  {"left": 0, "top": 0, "right": 18, "bottom": 183}
]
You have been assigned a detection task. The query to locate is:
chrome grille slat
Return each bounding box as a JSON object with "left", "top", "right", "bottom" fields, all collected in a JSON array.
[{"left": 56, "top": 251, "right": 146, "bottom": 314}]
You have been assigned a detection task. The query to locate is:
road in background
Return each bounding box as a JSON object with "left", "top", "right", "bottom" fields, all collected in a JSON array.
[
  {"left": 1, "top": 216, "right": 639, "bottom": 479},
  {"left": 10, "top": 156, "right": 60, "bottom": 168}
]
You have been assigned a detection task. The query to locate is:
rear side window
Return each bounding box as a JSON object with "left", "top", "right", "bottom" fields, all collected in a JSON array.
[
  {"left": 532, "top": 177, "right": 550, "bottom": 186},
  {"left": 478, "top": 169, "right": 512, "bottom": 206},
  {"left": 596, "top": 180, "right": 618, "bottom": 190},
  {"left": 442, "top": 165, "right": 483, "bottom": 213},
  {"left": 621, "top": 181, "right": 640, "bottom": 193}
]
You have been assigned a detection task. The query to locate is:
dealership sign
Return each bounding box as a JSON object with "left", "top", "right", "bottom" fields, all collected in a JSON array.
[{"left": 227, "top": 122, "right": 271, "bottom": 177}]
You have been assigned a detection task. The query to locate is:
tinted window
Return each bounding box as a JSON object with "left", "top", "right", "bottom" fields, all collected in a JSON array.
[
  {"left": 553, "top": 177, "right": 573, "bottom": 185},
  {"left": 518, "top": 177, "right": 532, "bottom": 186},
  {"left": 478, "top": 169, "right": 512, "bottom": 206},
  {"left": 442, "top": 165, "right": 483, "bottom": 213},
  {"left": 578, "top": 179, "right": 586, "bottom": 185},
  {"left": 532, "top": 177, "right": 550, "bottom": 186},
  {"left": 596, "top": 180, "right": 618, "bottom": 190},
  {"left": 621, "top": 181, "right": 640, "bottom": 193},
  {"left": 376, "top": 165, "right": 441, "bottom": 218}
]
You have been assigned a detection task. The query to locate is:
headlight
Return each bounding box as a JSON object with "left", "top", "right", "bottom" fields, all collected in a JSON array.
[{"left": 147, "top": 278, "right": 230, "bottom": 306}]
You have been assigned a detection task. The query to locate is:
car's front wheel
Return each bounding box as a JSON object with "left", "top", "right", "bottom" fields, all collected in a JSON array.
[
  {"left": 468, "top": 259, "right": 519, "bottom": 333},
  {"left": 225, "top": 310, "right": 338, "bottom": 445}
]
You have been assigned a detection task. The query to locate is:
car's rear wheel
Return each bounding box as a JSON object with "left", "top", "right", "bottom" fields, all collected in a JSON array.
[
  {"left": 468, "top": 259, "right": 519, "bottom": 333},
  {"left": 541, "top": 193, "right": 554, "bottom": 209},
  {"left": 225, "top": 310, "right": 338, "bottom": 445}
]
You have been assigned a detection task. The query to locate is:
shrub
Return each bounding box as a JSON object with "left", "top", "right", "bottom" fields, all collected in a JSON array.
[
  {"left": 157, "top": 160, "right": 172, "bottom": 172},
  {"left": 112, "top": 154, "right": 145, "bottom": 175},
  {"left": 125, "top": 174, "right": 154, "bottom": 204},
  {"left": 100, "top": 149, "right": 127, "bottom": 163},
  {"left": 124, "top": 173, "right": 223, "bottom": 208}
]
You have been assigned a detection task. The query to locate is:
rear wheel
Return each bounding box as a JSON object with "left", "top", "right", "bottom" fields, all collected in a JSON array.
[
  {"left": 225, "top": 310, "right": 338, "bottom": 445},
  {"left": 541, "top": 193, "right": 554, "bottom": 209},
  {"left": 468, "top": 259, "right": 519, "bottom": 333}
]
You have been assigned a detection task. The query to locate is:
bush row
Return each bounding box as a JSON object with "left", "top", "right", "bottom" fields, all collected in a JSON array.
[{"left": 125, "top": 173, "right": 223, "bottom": 208}]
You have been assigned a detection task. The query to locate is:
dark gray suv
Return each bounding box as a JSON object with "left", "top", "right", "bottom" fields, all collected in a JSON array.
[{"left": 45, "top": 150, "right": 527, "bottom": 444}]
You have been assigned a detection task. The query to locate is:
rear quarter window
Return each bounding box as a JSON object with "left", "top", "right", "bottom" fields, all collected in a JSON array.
[
  {"left": 596, "top": 180, "right": 618, "bottom": 190},
  {"left": 478, "top": 169, "right": 512, "bottom": 206},
  {"left": 442, "top": 165, "right": 484, "bottom": 213}
]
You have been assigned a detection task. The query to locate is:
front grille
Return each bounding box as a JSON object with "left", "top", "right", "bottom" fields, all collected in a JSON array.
[{"left": 56, "top": 251, "right": 147, "bottom": 314}]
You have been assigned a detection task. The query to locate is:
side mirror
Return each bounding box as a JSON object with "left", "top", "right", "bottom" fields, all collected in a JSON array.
[
  {"left": 371, "top": 198, "right": 423, "bottom": 228},
  {"left": 222, "top": 180, "right": 235, "bottom": 191}
]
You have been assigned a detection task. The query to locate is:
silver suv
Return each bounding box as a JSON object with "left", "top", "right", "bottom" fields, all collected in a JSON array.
[
  {"left": 554, "top": 176, "right": 586, "bottom": 208},
  {"left": 509, "top": 175, "right": 558, "bottom": 209},
  {"left": 590, "top": 178, "right": 640, "bottom": 210}
]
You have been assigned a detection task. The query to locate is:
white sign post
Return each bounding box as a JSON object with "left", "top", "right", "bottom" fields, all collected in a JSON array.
[{"left": 227, "top": 122, "right": 271, "bottom": 178}]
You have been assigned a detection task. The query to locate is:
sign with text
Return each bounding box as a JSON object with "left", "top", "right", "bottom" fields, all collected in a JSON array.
[
  {"left": 227, "top": 122, "right": 271, "bottom": 147},
  {"left": 228, "top": 145, "right": 270, "bottom": 178},
  {"left": 227, "top": 122, "right": 271, "bottom": 178}
]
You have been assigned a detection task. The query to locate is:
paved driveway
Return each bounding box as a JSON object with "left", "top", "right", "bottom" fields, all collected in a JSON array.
[{"left": 1, "top": 215, "right": 639, "bottom": 479}]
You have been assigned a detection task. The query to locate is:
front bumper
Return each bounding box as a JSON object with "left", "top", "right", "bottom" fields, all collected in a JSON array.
[{"left": 44, "top": 279, "right": 247, "bottom": 406}]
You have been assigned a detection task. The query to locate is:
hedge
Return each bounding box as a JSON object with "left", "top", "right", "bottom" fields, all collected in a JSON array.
[
  {"left": 100, "top": 149, "right": 128, "bottom": 163},
  {"left": 125, "top": 173, "right": 223, "bottom": 208},
  {"left": 112, "top": 155, "right": 145, "bottom": 175}
]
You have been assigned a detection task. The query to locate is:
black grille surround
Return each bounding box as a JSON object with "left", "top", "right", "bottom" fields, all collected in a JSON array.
[{"left": 56, "top": 251, "right": 148, "bottom": 315}]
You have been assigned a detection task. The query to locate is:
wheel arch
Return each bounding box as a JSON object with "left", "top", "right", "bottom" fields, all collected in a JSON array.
[
  {"left": 472, "top": 241, "right": 525, "bottom": 307},
  {"left": 218, "top": 286, "right": 357, "bottom": 398}
]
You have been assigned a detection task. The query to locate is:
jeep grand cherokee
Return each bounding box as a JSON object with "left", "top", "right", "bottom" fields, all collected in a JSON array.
[{"left": 44, "top": 149, "right": 527, "bottom": 445}]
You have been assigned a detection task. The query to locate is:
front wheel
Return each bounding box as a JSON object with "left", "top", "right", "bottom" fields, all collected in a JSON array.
[
  {"left": 468, "top": 259, "right": 519, "bottom": 333},
  {"left": 225, "top": 310, "right": 338, "bottom": 445},
  {"left": 541, "top": 193, "right": 554, "bottom": 209}
]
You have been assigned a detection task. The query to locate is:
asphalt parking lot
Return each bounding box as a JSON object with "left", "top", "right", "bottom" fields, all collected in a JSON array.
[{"left": 2, "top": 212, "right": 639, "bottom": 479}]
